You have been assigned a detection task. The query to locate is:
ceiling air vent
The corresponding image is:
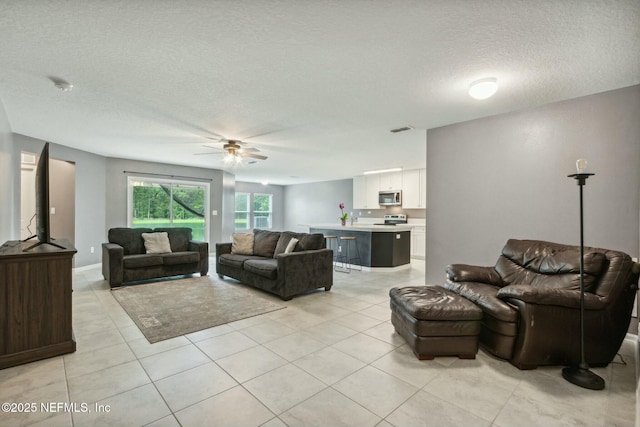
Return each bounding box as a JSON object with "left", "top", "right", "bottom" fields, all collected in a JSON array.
[{"left": 390, "top": 126, "right": 414, "bottom": 133}]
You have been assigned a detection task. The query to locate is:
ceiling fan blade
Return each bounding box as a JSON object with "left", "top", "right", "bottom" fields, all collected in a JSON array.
[
  {"left": 240, "top": 152, "right": 268, "bottom": 160},
  {"left": 194, "top": 152, "right": 221, "bottom": 156},
  {"left": 239, "top": 147, "right": 259, "bottom": 152}
]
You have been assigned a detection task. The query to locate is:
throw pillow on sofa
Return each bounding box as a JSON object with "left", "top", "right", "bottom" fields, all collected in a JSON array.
[
  {"left": 142, "top": 232, "right": 172, "bottom": 254},
  {"left": 284, "top": 238, "right": 299, "bottom": 254},
  {"left": 232, "top": 233, "right": 254, "bottom": 255},
  {"left": 273, "top": 231, "right": 324, "bottom": 256}
]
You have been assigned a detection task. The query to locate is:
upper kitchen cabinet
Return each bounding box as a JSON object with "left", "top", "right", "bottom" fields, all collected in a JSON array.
[
  {"left": 379, "top": 171, "right": 402, "bottom": 191},
  {"left": 402, "top": 168, "right": 427, "bottom": 209},
  {"left": 365, "top": 174, "right": 380, "bottom": 208},
  {"left": 354, "top": 169, "right": 426, "bottom": 210},
  {"left": 353, "top": 175, "right": 367, "bottom": 209},
  {"left": 353, "top": 174, "right": 381, "bottom": 209}
]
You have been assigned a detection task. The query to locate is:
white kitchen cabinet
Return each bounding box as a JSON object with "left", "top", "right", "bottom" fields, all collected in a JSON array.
[
  {"left": 411, "top": 226, "right": 426, "bottom": 259},
  {"left": 353, "top": 175, "right": 367, "bottom": 209},
  {"left": 365, "top": 174, "right": 380, "bottom": 208},
  {"left": 402, "top": 168, "right": 427, "bottom": 209},
  {"left": 354, "top": 168, "right": 426, "bottom": 210},
  {"left": 379, "top": 171, "right": 403, "bottom": 191},
  {"left": 353, "top": 174, "right": 381, "bottom": 209}
]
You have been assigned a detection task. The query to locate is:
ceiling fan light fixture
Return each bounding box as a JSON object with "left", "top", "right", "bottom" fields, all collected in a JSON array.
[
  {"left": 224, "top": 152, "right": 241, "bottom": 165},
  {"left": 468, "top": 77, "right": 498, "bottom": 100}
]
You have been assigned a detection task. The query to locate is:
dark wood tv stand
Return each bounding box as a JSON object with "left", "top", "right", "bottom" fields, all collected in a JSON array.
[{"left": 0, "top": 239, "right": 77, "bottom": 369}]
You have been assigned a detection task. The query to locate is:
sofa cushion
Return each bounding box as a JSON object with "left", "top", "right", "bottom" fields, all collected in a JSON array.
[
  {"left": 109, "top": 228, "right": 153, "bottom": 255},
  {"left": 274, "top": 233, "right": 294, "bottom": 256},
  {"left": 232, "top": 233, "right": 254, "bottom": 255},
  {"left": 496, "top": 239, "right": 606, "bottom": 291},
  {"left": 123, "top": 254, "right": 164, "bottom": 269},
  {"left": 142, "top": 232, "right": 172, "bottom": 254},
  {"left": 295, "top": 233, "right": 324, "bottom": 252},
  {"left": 162, "top": 251, "right": 200, "bottom": 266},
  {"left": 274, "top": 231, "right": 324, "bottom": 256},
  {"left": 253, "top": 229, "right": 281, "bottom": 258},
  {"left": 154, "top": 227, "right": 192, "bottom": 252},
  {"left": 244, "top": 259, "right": 278, "bottom": 280},
  {"left": 219, "top": 253, "right": 265, "bottom": 269}
]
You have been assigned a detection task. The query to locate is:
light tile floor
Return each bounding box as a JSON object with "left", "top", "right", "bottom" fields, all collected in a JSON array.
[{"left": 1, "top": 259, "right": 637, "bottom": 427}]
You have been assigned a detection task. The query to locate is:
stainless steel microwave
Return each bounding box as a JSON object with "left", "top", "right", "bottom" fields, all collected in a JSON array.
[{"left": 379, "top": 190, "right": 402, "bottom": 206}]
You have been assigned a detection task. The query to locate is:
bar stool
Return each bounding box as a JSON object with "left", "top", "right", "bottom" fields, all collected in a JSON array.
[
  {"left": 335, "top": 236, "right": 362, "bottom": 273},
  {"left": 324, "top": 235, "right": 338, "bottom": 264}
]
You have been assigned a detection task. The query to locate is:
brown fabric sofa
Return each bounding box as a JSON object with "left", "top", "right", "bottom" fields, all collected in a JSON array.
[
  {"left": 444, "top": 239, "right": 639, "bottom": 369},
  {"left": 216, "top": 229, "right": 333, "bottom": 300},
  {"left": 102, "top": 227, "right": 209, "bottom": 288}
]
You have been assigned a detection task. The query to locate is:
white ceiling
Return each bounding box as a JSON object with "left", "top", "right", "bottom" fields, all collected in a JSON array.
[{"left": 0, "top": 1, "right": 638, "bottom": 185}]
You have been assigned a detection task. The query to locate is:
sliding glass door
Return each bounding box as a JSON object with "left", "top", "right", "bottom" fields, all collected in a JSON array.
[{"left": 127, "top": 176, "right": 209, "bottom": 241}]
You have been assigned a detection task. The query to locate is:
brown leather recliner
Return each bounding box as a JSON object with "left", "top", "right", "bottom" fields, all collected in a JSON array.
[{"left": 444, "top": 239, "right": 639, "bottom": 369}]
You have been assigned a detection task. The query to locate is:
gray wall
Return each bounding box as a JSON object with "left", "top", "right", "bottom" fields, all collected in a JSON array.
[
  {"left": 221, "top": 172, "right": 236, "bottom": 243},
  {"left": 49, "top": 158, "right": 76, "bottom": 244},
  {"left": 284, "top": 179, "right": 353, "bottom": 232},
  {"left": 425, "top": 85, "right": 640, "bottom": 284},
  {"left": 235, "top": 181, "right": 285, "bottom": 232},
  {"left": 12, "top": 134, "right": 107, "bottom": 267},
  {"left": 105, "top": 158, "right": 227, "bottom": 247},
  {"left": 0, "top": 98, "right": 15, "bottom": 243}
]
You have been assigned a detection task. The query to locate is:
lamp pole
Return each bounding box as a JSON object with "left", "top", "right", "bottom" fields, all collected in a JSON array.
[{"left": 562, "top": 171, "right": 605, "bottom": 390}]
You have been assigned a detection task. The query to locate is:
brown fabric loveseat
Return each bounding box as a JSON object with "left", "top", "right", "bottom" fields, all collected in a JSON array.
[
  {"left": 444, "top": 239, "right": 639, "bottom": 369},
  {"left": 102, "top": 227, "right": 209, "bottom": 288},
  {"left": 216, "top": 229, "right": 333, "bottom": 300}
]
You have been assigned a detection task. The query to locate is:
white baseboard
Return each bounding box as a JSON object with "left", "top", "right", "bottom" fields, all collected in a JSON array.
[{"left": 73, "top": 262, "right": 101, "bottom": 272}]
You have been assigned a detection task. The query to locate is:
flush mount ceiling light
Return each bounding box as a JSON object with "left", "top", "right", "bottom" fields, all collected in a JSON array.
[
  {"left": 363, "top": 167, "right": 403, "bottom": 175},
  {"left": 468, "top": 77, "right": 498, "bottom": 100},
  {"left": 53, "top": 80, "right": 73, "bottom": 92}
]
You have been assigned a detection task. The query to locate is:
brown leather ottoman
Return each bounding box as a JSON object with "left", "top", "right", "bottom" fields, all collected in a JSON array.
[{"left": 389, "top": 285, "right": 482, "bottom": 360}]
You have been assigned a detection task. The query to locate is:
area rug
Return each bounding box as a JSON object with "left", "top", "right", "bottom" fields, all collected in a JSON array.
[{"left": 112, "top": 276, "right": 286, "bottom": 343}]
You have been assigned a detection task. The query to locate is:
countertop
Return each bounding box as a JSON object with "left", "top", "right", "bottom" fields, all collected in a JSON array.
[{"left": 308, "top": 224, "right": 413, "bottom": 232}]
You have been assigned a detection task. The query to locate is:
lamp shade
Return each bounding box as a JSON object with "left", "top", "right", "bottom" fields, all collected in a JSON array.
[{"left": 468, "top": 77, "right": 498, "bottom": 100}]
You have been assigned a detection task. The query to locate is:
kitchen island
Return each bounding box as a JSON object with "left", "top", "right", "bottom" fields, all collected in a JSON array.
[{"left": 309, "top": 224, "right": 411, "bottom": 269}]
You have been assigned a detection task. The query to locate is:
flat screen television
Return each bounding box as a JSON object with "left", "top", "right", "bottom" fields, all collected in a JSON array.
[{"left": 23, "top": 143, "right": 65, "bottom": 251}]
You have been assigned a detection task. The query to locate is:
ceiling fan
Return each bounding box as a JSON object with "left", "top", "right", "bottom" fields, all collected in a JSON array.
[{"left": 196, "top": 138, "right": 268, "bottom": 163}]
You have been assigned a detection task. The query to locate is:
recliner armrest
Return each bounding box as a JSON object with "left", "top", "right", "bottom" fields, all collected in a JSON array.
[
  {"left": 446, "top": 264, "right": 503, "bottom": 286},
  {"left": 497, "top": 284, "right": 606, "bottom": 310}
]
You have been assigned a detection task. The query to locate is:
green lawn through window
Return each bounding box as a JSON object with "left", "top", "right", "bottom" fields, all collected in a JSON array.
[{"left": 132, "top": 219, "right": 205, "bottom": 241}]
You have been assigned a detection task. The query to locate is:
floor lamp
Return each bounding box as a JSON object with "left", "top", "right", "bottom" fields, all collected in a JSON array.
[{"left": 562, "top": 159, "right": 605, "bottom": 390}]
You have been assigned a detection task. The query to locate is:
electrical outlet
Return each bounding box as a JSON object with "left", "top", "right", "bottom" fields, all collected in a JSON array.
[
  {"left": 50, "top": 207, "right": 56, "bottom": 215},
  {"left": 338, "top": 246, "right": 342, "bottom": 252},
  {"left": 90, "top": 246, "right": 95, "bottom": 253}
]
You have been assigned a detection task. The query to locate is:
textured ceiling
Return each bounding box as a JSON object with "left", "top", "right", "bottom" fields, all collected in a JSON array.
[{"left": 0, "top": 0, "right": 638, "bottom": 184}]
